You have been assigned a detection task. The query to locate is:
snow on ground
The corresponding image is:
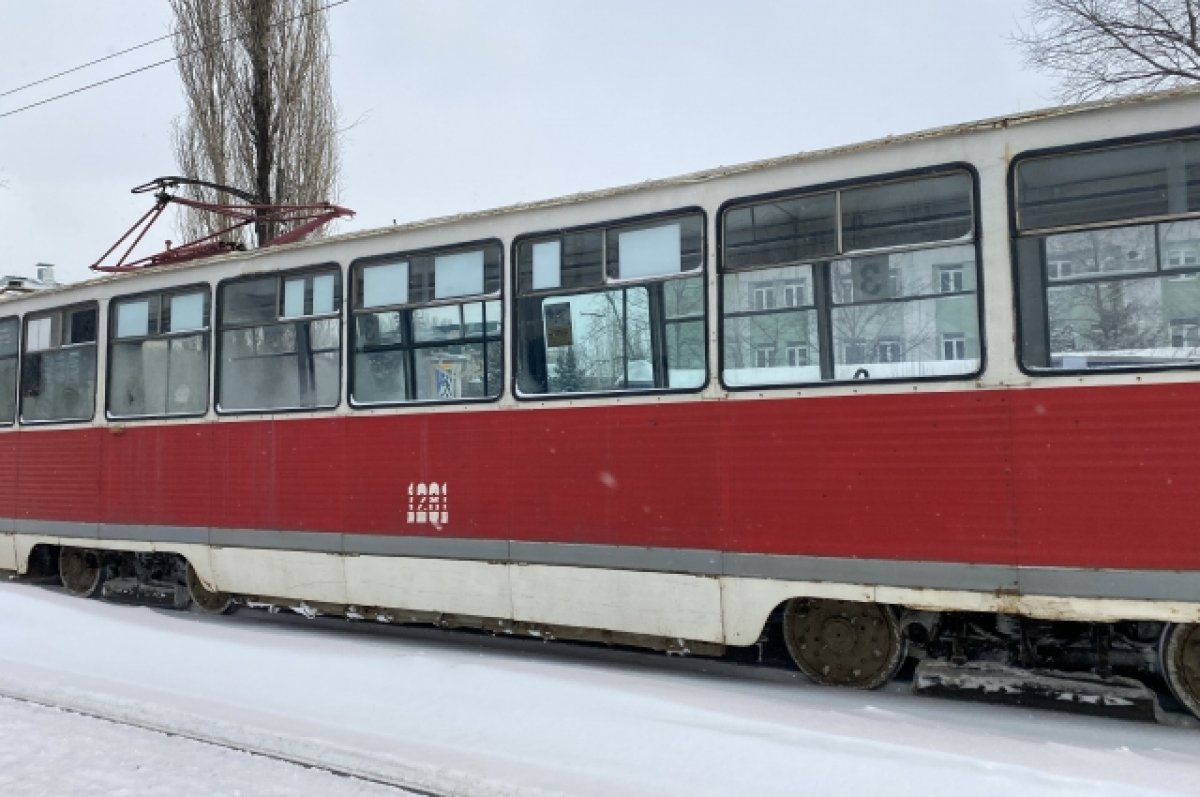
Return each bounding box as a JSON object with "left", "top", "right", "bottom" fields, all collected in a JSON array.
[
  {"left": 1, "top": 581, "right": 1198, "bottom": 796},
  {"left": 0, "top": 696, "right": 408, "bottom": 797}
]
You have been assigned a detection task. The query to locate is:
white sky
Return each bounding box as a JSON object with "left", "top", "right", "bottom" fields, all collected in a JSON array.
[{"left": 0, "top": 0, "right": 1054, "bottom": 285}]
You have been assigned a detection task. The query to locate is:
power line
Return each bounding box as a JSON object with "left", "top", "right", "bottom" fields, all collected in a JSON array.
[
  {"left": 2, "top": 29, "right": 180, "bottom": 99},
  {"left": 0, "top": 0, "right": 349, "bottom": 121}
]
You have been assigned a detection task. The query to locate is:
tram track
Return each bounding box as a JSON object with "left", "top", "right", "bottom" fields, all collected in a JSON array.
[{"left": 0, "top": 687, "right": 443, "bottom": 796}]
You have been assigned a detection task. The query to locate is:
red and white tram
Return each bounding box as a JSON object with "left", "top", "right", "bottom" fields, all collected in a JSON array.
[{"left": 2, "top": 88, "right": 1200, "bottom": 719}]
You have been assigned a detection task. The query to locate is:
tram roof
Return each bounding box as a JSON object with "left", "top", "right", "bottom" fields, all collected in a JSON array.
[{"left": 6, "top": 84, "right": 1200, "bottom": 304}]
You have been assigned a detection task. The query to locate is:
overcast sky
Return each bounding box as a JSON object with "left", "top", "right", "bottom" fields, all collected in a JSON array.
[{"left": 0, "top": 0, "right": 1054, "bottom": 285}]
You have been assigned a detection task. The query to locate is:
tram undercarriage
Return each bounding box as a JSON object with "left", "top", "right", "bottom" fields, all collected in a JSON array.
[{"left": 15, "top": 543, "right": 1200, "bottom": 725}]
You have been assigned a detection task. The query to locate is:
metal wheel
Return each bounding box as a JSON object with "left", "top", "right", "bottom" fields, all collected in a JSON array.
[
  {"left": 59, "top": 548, "right": 104, "bottom": 598},
  {"left": 1160, "top": 623, "right": 1200, "bottom": 720},
  {"left": 186, "top": 563, "right": 237, "bottom": 615},
  {"left": 782, "top": 598, "right": 907, "bottom": 689}
]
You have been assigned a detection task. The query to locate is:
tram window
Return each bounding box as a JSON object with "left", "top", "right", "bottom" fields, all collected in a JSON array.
[
  {"left": 515, "top": 212, "right": 705, "bottom": 396},
  {"left": 108, "top": 288, "right": 209, "bottom": 418},
  {"left": 0, "top": 317, "right": 17, "bottom": 425},
  {"left": 218, "top": 267, "right": 341, "bottom": 412},
  {"left": 350, "top": 242, "right": 502, "bottom": 405},
  {"left": 721, "top": 169, "right": 980, "bottom": 387},
  {"left": 1015, "top": 136, "right": 1200, "bottom": 373},
  {"left": 20, "top": 303, "right": 98, "bottom": 423},
  {"left": 1016, "top": 138, "right": 1200, "bottom": 232}
]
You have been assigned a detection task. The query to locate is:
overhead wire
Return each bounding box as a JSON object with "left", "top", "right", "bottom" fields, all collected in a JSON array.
[{"left": 0, "top": 0, "right": 349, "bottom": 121}]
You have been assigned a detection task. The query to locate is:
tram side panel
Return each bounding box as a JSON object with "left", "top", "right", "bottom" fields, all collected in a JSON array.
[
  {"left": 1010, "top": 381, "right": 1200, "bottom": 573},
  {"left": 99, "top": 421, "right": 214, "bottom": 529},
  {"left": 0, "top": 432, "right": 15, "bottom": 570}
]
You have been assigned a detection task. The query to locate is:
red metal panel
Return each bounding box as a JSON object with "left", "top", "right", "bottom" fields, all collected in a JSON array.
[
  {"left": 9, "top": 380, "right": 1200, "bottom": 574},
  {"left": 16, "top": 428, "right": 102, "bottom": 521},
  {"left": 0, "top": 434, "right": 17, "bottom": 517},
  {"left": 1010, "top": 382, "right": 1200, "bottom": 570},
  {"left": 99, "top": 423, "right": 214, "bottom": 527}
]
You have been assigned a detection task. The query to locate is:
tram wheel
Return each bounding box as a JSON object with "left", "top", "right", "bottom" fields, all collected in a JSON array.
[
  {"left": 782, "top": 598, "right": 907, "bottom": 689},
  {"left": 186, "top": 563, "right": 237, "bottom": 615},
  {"left": 59, "top": 548, "right": 105, "bottom": 598},
  {"left": 1161, "top": 623, "right": 1200, "bottom": 720}
]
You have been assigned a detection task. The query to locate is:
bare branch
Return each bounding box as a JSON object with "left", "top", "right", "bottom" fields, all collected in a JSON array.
[
  {"left": 1015, "top": 0, "right": 1200, "bottom": 101},
  {"left": 170, "top": 0, "right": 340, "bottom": 246}
]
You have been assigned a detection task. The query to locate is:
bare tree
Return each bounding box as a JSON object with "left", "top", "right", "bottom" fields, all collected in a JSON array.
[
  {"left": 1015, "top": 0, "right": 1200, "bottom": 101},
  {"left": 171, "top": 0, "right": 340, "bottom": 246}
]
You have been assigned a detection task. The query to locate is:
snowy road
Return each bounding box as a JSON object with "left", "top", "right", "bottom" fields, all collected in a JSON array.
[{"left": 1, "top": 581, "right": 1198, "bottom": 796}]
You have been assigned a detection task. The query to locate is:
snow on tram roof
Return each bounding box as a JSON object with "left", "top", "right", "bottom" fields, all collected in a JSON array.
[{"left": 7, "top": 84, "right": 1200, "bottom": 304}]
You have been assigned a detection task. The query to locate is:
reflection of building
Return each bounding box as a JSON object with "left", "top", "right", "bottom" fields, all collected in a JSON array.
[{"left": 1045, "top": 221, "right": 1200, "bottom": 363}]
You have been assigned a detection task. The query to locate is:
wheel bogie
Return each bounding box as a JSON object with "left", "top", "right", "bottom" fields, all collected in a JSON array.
[
  {"left": 186, "top": 563, "right": 238, "bottom": 615},
  {"left": 781, "top": 597, "right": 907, "bottom": 689},
  {"left": 58, "top": 547, "right": 107, "bottom": 598},
  {"left": 1160, "top": 623, "right": 1200, "bottom": 720}
]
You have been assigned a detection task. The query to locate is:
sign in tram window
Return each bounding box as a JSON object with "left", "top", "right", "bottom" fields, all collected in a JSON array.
[
  {"left": 20, "top": 304, "right": 98, "bottom": 423},
  {"left": 0, "top": 317, "right": 17, "bottom": 425},
  {"left": 218, "top": 267, "right": 342, "bottom": 412},
  {"left": 109, "top": 288, "right": 210, "bottom": 419},
  {"left": 720, "top": 169, "right": 981, "bottom": 387},
  {"left": 514, "top": 212, "right": 706, "bottom": 397},
  {"left": 1014, "top": 136, "right": 1200, "bottom": 373},
  {"left": 350, "top": 242, "right": 503, "bottom": 405}
]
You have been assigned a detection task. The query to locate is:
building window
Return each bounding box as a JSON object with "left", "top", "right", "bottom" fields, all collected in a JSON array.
[
  {"left": 751, "top": 283, "right": 776, "bottom": 310},
  {"left": 936, "top": 265, "right": 964, "bottom": 293},
  {"left": 785, "top": 342, "right": 810, "bottom": 367},
  {"left": 782, "top": 279, "right": 809, "bottom": 308},
  {"left": 754, "top": 346, "right": 775, "bottom": 367},
  {"left": 218, "top": 266, "right": 341, "bottom": 412},
  {"left": 352, "top": 243, "right": 503, "bottom": 405},
  {"left": 109, "top": 288, "right": 209, "bottom": 418},
  {"left": 1170, "top": 319, "right": 1200, "bottom": 348},
  {"left": 942, "top": 333, "right": 967, "bottom": 360},
  {"left": 877, "top": 337, "right": 903, "bottom": 363},
  {"left": 20, "top": 303, "right": 98, "bottom": 422}
]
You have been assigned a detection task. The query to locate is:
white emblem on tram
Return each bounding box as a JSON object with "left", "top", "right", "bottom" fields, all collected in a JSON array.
[{"left": 407, "top": 482, "right": 449, "bottom": 525}]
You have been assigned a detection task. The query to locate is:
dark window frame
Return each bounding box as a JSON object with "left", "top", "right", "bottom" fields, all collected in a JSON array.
[
  {"left": 348, "top": 238, "right": 504, "bottom": 408},
  {"left": 1009, "top": 126, "right": 1200, "bottom": 377},
  {"left": 511, "top": 207, "right": 709, "bottom": 401},
  {"left": 106, "top": 283, "right": 212, "bottom": 421},
  {"left": 214, "top": 263, "right": 344, "bottom": 416},
  {"left": 19, "top": 300, "right": 99, "bottom": 425},
  {"left": 717, "top": 164, "right": 984, "bottom": 391},
  {"left": 0, "top": 315, "right": 18, "bottom": 427}
]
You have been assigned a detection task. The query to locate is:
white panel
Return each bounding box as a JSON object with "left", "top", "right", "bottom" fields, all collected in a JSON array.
[
  {"left": 312, "top": 274, "right": 336, "bottom": 315},
  {"left": 209, "top": 548, "right": 347, "bottom": 604},
  {"left": 26, "top": 317, "right": 52, "bottom": 351},
  {"left": 510, "top": 564, "right": 725, "bottom": 642},
  {"left": 169, "top": 293, "right": 205, "bottom": 332},
  {"left": 0, "top": 534, "right": 15, "bottom": 572},
  {"left": 363, "top": 262, "right": 408, "bottom": 307},
  {"left": 532, "top": 241, "right": 562, "bottom": 289},
  {"left": 617, "top": 223, "right": 681, "bottom": 279},
  {"left": 435, "top": 251, "right": 485, "bottom": 299},
  {"left": 283, "top": 278, "right": 306, "bottom": 317},
  {"left": 345, "top": 556, "right": 511, "bottom": 618},
  {"left": 116, "top": 300, "right": 150, "bottom": 338}
]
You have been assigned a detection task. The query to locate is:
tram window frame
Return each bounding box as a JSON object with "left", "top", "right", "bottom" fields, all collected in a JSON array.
[
  {"left": 512, "top": 209, "right": 708, "bottom": 399},
  {"left": 718, "top": 166, "right": 984, "bottom": 390},
  {"left": 348, "top": 239, "right": 504, "bottom": 407},
  {"left": 215, "top": 264, "right": 343, "bottom": 414},
  {"left": 1011, "top": 132, "right": 1200, "bottom": 375},
  {"left": 19, "top": 301, "right": 99, "bottom": 424},
  {"left": 0, "top": 316, "right": 18, "bottom": 426},
  {"left": 106, "top": 285, "right": 211, "bottom": 420}
]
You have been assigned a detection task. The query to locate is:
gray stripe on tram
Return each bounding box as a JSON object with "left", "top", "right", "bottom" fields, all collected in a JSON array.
[{"left": 10, "top": 518, "right": 1200, "bottom": 603}]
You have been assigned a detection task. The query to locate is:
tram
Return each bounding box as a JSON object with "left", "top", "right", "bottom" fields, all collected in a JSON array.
[{"left": 2, "top": 87, "right": 1199, "bottom": 719}]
